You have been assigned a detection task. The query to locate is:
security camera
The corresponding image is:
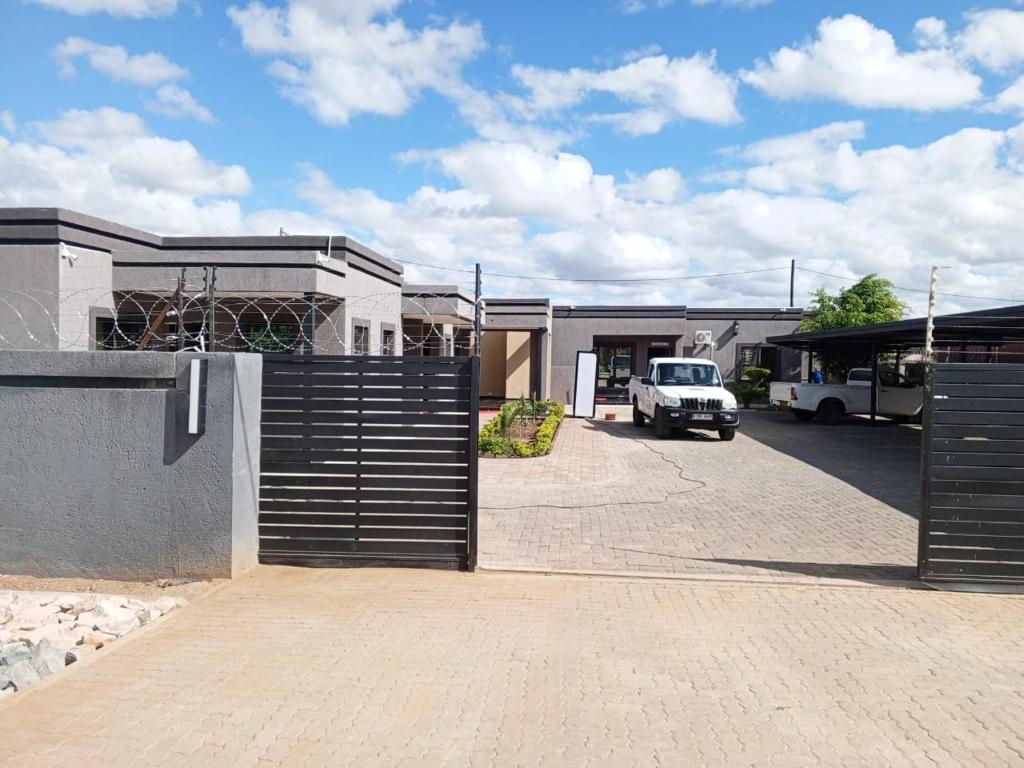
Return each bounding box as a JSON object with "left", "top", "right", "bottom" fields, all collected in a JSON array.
[{"left": 59, "top": 242, "right": 78, "bottom": 263}]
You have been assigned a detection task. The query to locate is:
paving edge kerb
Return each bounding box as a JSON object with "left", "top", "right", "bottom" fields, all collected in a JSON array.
[{"left": 477, "top": 563, "right": 928, "bottom": 591}]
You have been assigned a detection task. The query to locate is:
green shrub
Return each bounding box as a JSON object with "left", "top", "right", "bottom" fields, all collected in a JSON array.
[
  {"left": 730, "top": 366, "right": 772, "bottom": 408},
  {"left": 479, "top": 401, "right": 564, "bottom": 457}
]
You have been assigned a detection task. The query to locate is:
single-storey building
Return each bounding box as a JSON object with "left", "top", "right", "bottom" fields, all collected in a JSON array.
[
  {"left": 1, "top": 207, "right": 807, "bottom": 405},
  {"left": 0, "top": 207, "right": 404, "bottom": 355}
]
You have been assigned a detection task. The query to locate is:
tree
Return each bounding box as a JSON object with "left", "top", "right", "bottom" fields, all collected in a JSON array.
[{"left": 799, "top": 274, "right": 907, "bottom": 380}]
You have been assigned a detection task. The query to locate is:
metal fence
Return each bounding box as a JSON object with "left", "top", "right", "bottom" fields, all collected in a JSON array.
[
  {"left": 919, "top": 363, "right": 1024, "bottom": 587},
  {"left": 258, "top": 354, "right": 479, "bottom": 570}
]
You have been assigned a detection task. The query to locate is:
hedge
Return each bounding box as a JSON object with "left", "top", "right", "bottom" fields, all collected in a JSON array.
[{"left": 479, "top": 401, "right": 565, "bottom": 458}]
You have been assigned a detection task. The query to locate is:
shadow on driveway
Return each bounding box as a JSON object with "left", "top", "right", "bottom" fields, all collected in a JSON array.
[
  {"left": 738, "top": 410, "right": 921, "bottom": 518},
  {"left": 691, "top": 557, "right": 918, "bottom": 585}
]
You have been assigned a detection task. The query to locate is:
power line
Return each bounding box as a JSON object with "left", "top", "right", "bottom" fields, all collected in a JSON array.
[
  {"left": 796, "top": 266, "right": 1017, "bottom": 303},
  {"left": 395, "top": 259, "right": 790, "bottom": 284}
]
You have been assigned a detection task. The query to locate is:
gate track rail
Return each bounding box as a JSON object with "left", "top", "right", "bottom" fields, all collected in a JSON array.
[{"left": 258, "top": 354, "right": 479, "bottom": 570}]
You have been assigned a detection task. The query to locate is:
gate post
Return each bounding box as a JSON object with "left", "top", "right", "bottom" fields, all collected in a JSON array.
[
  {"left": 916, "top": 363, "right": 935, "bottom": 580},
  {"left": 467, "top": 355, "right": 480, "bottom": 571}
]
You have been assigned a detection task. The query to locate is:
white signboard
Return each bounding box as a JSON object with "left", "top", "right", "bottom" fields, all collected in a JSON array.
[{"left": 571, "top": 351, "right": 598, "bottom": 418}]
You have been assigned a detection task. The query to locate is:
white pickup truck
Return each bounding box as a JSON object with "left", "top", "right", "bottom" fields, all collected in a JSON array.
[
  {"left": 628, "top": 357, "right": 740, "bottom": 440},
  {"left": 769, "top": 368, "right": 923, "bottom": 424}
]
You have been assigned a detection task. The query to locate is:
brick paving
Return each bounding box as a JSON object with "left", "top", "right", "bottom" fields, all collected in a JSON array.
[
  {"left": 480, "top": 410, "right": 921, "bottom": 582},
  {"left": 2, "top": 566, "right": 1024, "bottom": 767}
]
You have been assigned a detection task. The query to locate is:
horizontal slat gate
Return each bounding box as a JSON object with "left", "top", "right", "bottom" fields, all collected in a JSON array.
[
  {"left": 258, "top": 355, "right": 479, "bottom": 570},
  {"left": 919, "top": 364, "right": 1024, "bottom": 586}
]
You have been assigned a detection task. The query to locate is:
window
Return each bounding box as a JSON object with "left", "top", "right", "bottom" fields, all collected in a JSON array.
[
  {"left": 595, "top": 343, "right": 634, "bottom": 391},
  {"left": 848, "top": 369, "right": 871, "bottom": 383},
  {"left": 381, "top": 328, "right": 395, "bottom": 356},
  {"left": 656, "top": 362, "right": 722, "bottom": 387},
  {"left": 353, "top": 322, "right": 370, "bottom": 355},
  {"left": 245, "top": 323, "right": 296, "bottom": 353}
]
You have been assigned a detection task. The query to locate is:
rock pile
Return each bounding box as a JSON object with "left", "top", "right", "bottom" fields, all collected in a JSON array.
[{"left": 0, "top": 591, "right": 186, "bottom": 699}]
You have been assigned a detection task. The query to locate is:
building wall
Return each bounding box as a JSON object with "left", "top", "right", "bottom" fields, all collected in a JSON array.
[
  {"left": 0, "top": 243, "right": 113, "bottom": 351},
  {"left": 0, "top": 351, "right": 262, "bottom": 580},
  {"left": 59, "top": 244, "right": 113, "bottom": 350},
  {"left": 330, "top": 264, "right": 403, "bottom": 355},
  {"left": 682, "top": 313, "right": 804, "bottom": 382},
  {"left": 0, "top": 244, "right": 60, "bottom": 350},
  {"left": 505, "top": 331, "right": 532, "bottom": 398},
  {"left": 480, "top": 331, "right": 507, "bottom": 397},
  {"left": 550, "top": 314, "right": 686, "bottom": 404}
]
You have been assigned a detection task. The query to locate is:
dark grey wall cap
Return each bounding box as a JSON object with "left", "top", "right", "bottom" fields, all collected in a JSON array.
[
  {"left": 686, "top": 307, "right": 808, "bottom": 320},
  {"left": 553, "top": 305, "right": 687, "bottom": 319},
  {"left": 0, "top": 207, "right": 402, "bottom": 280}
]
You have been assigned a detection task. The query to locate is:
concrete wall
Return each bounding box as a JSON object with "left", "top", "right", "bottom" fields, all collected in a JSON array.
[{"left": 0, "top": 351, "right": 262, "bottom": 580}]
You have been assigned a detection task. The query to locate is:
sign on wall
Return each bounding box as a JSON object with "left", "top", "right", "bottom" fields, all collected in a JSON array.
[{"left": 572, "top": 351, "right": 598, "bottom": 418}]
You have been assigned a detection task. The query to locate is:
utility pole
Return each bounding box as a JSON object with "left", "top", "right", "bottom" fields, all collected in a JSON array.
[
  {"left": 474, "top": 263, "right": 482, "bottom": 357},
  {"left": 789, "top": 259, "right": 795, "bottom": 308}
]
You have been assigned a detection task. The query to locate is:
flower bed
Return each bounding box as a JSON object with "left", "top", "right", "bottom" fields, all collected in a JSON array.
[{"left": 479, "top": 399, "right": 565, "bottom": 457}]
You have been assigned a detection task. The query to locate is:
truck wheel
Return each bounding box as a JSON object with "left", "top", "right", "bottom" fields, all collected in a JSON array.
[
  {"left": 653, "top": 407, "right": 672, "bottom": 439},
  {"left": 632, "top": 399, "right": 646, "bottom": 427},
  {"left": 792, "top": 409, "right": 815, "bottom": 422},
  {"left": 817, "top": 399, "right": 844, "bottom": 425},
  {"left": 718, "top": 428, "right": 736, "bottom": 441}
]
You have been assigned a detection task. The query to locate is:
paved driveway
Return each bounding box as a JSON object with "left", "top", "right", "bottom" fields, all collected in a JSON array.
[
  {"left": 2, "top": 566, "right": 1024, "bottom": 767},
  {"left": 479, "top": 410, "right": 921, "bottom": 583}
]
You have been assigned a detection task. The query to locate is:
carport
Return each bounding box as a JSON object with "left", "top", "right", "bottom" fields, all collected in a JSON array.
[{"left": 767, "top": 304, "right": 1024, "bottom": 423}]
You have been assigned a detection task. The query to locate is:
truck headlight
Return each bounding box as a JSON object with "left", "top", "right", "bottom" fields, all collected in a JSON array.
[
  {"left": 722, "top": 395, "right": 738, "bottom": 410},
  {"left": 663, "top": 396, "right": 681, "bottom": 407}
]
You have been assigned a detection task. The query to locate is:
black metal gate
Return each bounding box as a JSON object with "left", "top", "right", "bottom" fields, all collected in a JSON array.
[
  {"left": 919, "top": 363, "right": 1024, "bottom": 587},
  {"left": 258, "top": 355, "right": 479, "bottom": 570}
]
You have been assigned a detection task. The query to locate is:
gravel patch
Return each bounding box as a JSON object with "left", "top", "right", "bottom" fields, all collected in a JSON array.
[{"left": 0, "top": 590, "right": 186, "bottom": 699}]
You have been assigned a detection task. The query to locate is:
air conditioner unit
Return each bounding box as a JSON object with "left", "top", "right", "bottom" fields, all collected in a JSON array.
[{"left": 694, "top": 330, "right": 714, "bottom": 346}]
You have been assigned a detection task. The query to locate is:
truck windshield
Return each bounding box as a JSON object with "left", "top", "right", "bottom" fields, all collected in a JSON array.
[{"left": 656, "top": 363, "right": 721, "bottom": 386}]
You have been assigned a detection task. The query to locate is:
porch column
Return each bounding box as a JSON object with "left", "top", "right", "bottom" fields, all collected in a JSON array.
[{"left": 302, "top": 292, "right": 316, "bottom": 355}]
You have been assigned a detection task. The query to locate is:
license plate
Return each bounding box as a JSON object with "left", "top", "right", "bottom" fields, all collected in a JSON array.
[{"left": 691, "top": 413, "right": 714, "bottom": 422}]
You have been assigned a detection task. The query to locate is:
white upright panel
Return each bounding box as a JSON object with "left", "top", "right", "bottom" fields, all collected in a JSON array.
[{"left": 572, "top": 351, "right": 598, "bottom": 418}]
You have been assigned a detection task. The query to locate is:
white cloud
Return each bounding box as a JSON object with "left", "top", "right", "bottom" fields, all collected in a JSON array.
[
  {"left": 0, "top": 108, "right": 249, "bottom": 234},
  {"left": 619, "top": 168, "right": 686, "bottom": 202},
  {"left": 294, "top": 120, "right": 1024, "bottom": 312},
  {"left": 227, "top": 0, "right": 484, "bottom": 125},
  {"left": 23, "top": 0, "right": 177, "bottom": 17},
  {"left": 912, "top": 17, "right": 948, "bottom": 49},
  {"left": 741, "top": 14, "right": 983, "bottom": 110},
  {"left": 146, "top": 84, "right": 214, "bottom": 123},
  {"left": 54, "top": 37, "right": 187, "bottom": 86},
  {"left": 957, "top": 9, "right": 1024, "bottom": 70},
  {"left": 991, "top": 76, "right": 1024, "bottom": 114},
  {"left": 512, "top": 52, "right": 740, "bottom": 132},
  {"left": 0, "top": 111, "right": 15, "bottom": 134}
]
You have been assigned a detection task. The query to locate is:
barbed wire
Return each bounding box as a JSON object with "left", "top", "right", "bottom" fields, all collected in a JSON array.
[{"left": 0, "top": 280, "right": 473, "bottom": 356}]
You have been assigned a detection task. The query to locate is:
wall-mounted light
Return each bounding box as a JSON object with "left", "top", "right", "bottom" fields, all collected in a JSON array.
[{"left": 732, "top": 320, "right": 740, "bottom": 335}]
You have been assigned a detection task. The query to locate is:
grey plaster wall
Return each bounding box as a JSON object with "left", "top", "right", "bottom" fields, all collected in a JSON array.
[
  {"left": 681, "top": 316, "right": 804, "bottom": 381},
  {"left": 0, "top": 244, "right": 112, "bottom": 351},
  {"left": 335, "top": 266, "right": 403, "bottom": 355},
  {"left": 0, "top": 351, "right": 262, "bottom": 580}
]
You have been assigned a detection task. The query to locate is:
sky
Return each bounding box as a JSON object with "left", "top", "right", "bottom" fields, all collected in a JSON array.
[{"left": 2, "top": 0, "right": 1024, "bottom": 315}]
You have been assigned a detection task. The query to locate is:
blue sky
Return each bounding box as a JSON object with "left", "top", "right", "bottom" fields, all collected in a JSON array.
[{"left": 2, "top": 0, "right": 1024, "bottom": 311}]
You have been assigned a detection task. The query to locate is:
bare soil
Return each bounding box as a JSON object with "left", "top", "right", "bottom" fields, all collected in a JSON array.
[{"left": 0, "top": 573, "right": 222, "bottom": 602}]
